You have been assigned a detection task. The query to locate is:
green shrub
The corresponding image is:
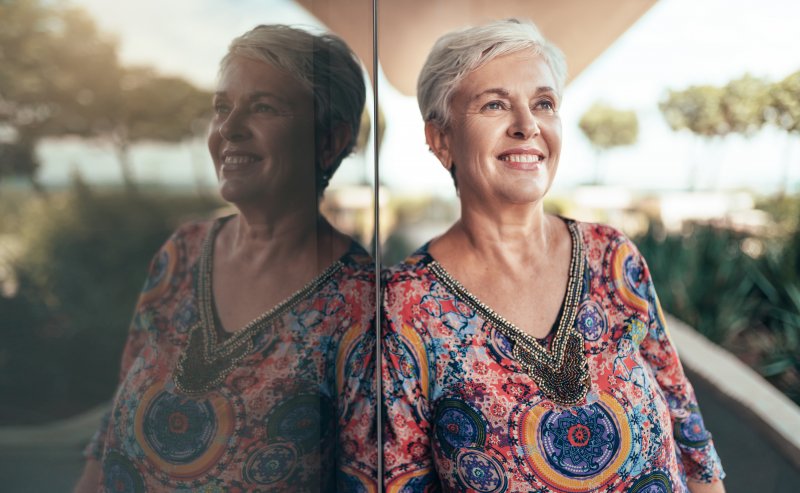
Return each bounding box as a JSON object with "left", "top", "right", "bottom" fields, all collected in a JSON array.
[
  {"left": 0, "top": 182, "right": 220, "bottom": 424},
  {"left": 635, "top": 219, "right": 800, "bottom": 404}
]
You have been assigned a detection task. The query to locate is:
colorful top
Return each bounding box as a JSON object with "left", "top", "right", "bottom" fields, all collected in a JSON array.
[
  {"left": 382, "top": 220, "right": 725, "bottom": 493},
  {"left": 86, "top": 216, "right": 377, "bottom": 492}
]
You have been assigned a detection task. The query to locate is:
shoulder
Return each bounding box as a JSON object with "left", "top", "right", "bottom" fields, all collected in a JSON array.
[
  {"left": 382, "top": 245, "right": 433, "bottom": 287},
  {"left": 339, "top": 240, "right": 375, "bottom": 280},
  {"left": 160, "top": 218, "right": 215, "bottom": 259},
  {"left": 570, "top": 219, "right": 643, "bottom": 260}
]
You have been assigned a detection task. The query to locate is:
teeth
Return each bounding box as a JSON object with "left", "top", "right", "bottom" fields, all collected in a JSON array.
[
  {"left": 501, "top": 154, "right": 542, "bottom": 163},
  {"left": 223, "top": 155, "right": 258, "bottom": 165}
]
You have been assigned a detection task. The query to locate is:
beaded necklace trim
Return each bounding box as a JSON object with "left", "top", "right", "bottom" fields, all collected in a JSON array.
[
  {"left": 427, "top": 220, "right": 589, "bottom": 406},
  {"left": 174, "top": 218, "right": 343, "bottom": 395}
]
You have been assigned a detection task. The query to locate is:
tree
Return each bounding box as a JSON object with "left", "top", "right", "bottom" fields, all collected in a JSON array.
[
  {"left": 768, "top": 70, "right": 800, "bottom": 196},
  {"left": 721, "top": 74, "right": 769, "bottom": 136},
  {"left": 105, "top": 67, "right": 212, "bottom": 189},
  {"left": 578, "top": 103, "right": 638, "bottom": 185},
  {"left": 0, "top": 0, "right": 211, "bottom": 190},
  {"left": 659, "top": 85, "right": 729, "bottom": 190}
]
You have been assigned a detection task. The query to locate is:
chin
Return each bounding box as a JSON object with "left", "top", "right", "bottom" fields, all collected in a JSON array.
[{"left": 501, "top": 180, "right": 552, "bottom": 205}]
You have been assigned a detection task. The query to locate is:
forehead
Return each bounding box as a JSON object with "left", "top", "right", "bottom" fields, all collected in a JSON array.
[
  {"left": 454, "top": 50, "right": 558, "bottom": 100},
  {"left": 216, "top": 56, "right": 311, "bottom": 101}
]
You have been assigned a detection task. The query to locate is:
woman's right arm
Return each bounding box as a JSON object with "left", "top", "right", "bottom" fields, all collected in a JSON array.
[
  {"left": 381, "top": 282, "right": 441, "bottom": 492},
  {"left": 72, "top": 459, "right": 102, "bottom": 493},
  {"left": 72, "top": 230, "right": 185, "bottom": 492}
]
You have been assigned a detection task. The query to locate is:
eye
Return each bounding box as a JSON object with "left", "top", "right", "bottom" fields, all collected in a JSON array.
[
  {"left": 213, "top": 102, "right": 231, "bottom": 115},
  {"left": 482, "top": 100, "right": 506, "bottom": 111},
  {"left": 534, "top": 99, "right": 556, "bottom": 112},
  {"left": 253, "top": 103, "right": 278, "bottom": 114}
]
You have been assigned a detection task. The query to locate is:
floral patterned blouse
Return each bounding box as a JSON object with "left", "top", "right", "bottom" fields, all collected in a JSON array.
[
  {"left": 86, "top": 216, "right": 377, "bottom": 492},
  {"left": 382, "top": 220, "right": 725, "bottom": 493}
]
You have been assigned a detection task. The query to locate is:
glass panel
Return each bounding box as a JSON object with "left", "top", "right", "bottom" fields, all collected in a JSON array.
[{"left": 0, "top": 1, "right": 377, "bottom": 491}]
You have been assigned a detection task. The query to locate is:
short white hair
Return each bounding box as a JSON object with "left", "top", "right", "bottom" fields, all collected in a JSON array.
[
  {"left": 417, "top": 18, "right": 567, "bottom": 128},
  {"left": 221, "top": 25, "right": 366, "bottom": 191}
]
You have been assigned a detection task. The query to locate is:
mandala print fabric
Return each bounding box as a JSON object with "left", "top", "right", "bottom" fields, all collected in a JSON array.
[
  {"left": 85, "top": 218, "right": 377, "bottom": 492},
  {"left": 382, "top": 220, "right": 725, "bottom": 493}
]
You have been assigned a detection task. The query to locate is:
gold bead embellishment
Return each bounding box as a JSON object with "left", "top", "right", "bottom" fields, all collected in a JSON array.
[
  {"left": 174, "top": 218, "right": 343, "bottom": 395},
  {"left": 428, "top": 220, "right": 589, "bottom": 406}
]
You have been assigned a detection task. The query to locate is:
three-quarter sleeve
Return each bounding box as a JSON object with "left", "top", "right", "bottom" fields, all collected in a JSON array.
[
  {"left": 82, "top": 230, "right": 183, "bottom": 460},
  {"left": 381, "top": 284, "right": 442, "bottom": 492},
  {"left": 335, "top": 299, "right": 379, "bottom": 490},
  {"left": 634, "top": 244, "right": 726, "bottom": 483}
]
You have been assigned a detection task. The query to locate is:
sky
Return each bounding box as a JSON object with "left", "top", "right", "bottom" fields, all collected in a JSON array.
[{"left": 38, "top": 0, "right": 800, "bottom": 194}]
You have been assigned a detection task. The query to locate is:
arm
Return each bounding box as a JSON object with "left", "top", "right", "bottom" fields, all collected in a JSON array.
[
  {"left": 335, "top": 315, "right": 379, "bottom": 490},
  {"left": 382, "top": 298, "right": 441, "bottom": 492},
  {"left": 633, "top": 243, "right": 726, "bottom": 486},
  {"left": 74, "top": 232, "right": 183, "bottom": 491},
  {"left": 72, "top": 459, "right": 101, "bottom": 493},
  {"left": 688, "top": 479, "right": 727, "bottom": 493}
]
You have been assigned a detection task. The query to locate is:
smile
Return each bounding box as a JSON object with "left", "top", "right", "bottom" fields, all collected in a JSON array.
[
  {"left": 223, "top": 155, "right": 260, "bottom": 165},
  {"left": 499, "top": 154, "right": 544, "bottom": 163}
]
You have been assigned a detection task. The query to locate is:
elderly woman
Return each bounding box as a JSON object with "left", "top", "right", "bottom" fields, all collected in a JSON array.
[
  {"left": 73, "top": 25, "right": 376, "bottom": 492},
  {"left": 382, "top": 19, "right": 725, "bottom": 493}
]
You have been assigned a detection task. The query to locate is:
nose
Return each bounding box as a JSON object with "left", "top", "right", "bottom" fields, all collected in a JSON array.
[
  {"left": 218, "top": 108, "right": 251, "bottom": 141},
  {"left": 507, "top": 107, "right": 540, "bottom": 139}
]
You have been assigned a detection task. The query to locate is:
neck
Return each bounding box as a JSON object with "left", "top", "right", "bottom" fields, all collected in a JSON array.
[
  {"left": 223, "top": 205, "right": 332, "bottom": 267},
  {"left": 456, "top": 200, "right": 554, "bottom": 259}
]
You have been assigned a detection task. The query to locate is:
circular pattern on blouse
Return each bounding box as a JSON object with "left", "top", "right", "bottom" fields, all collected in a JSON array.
[
  {"left": 454, "top": 449, "right": 508, "bottom": 493},
  {"left": 339, "top": 465, "right": 378, "bottom": 493},
  {"left": 266, "top": 393, "right": 335, "bottom": 452},
  {"left": 575, "top": 301, "right": 607, "bottom": 341},
  {"left": 609, "top": 242, "right": 649, "bottom": 313},
  {"left": 486, "top": 326, "right": 519, "bottom": 372},
  {"left": 628, "top": 470, "right": 672, "bottom": 493},
  {"left": 103, "top": 450, "right": 145, "bottom": 493},
  {"left": 134, "top": 383, "right": 236, "bottom": 480},
  {"left": 434, "top": 398, "right": 487, "bottom": 458},
  {"left": 140, "top": 240, "right": 178, "bottom": 305},
  {"left": 242, "top": 442, "right": 297, "bottom": 485},
  {"left": 511, "top": 391, "right": 632, "bottom": 492},
  {"left": 674, "top": 408, "right": 711, "bottom": 448}
]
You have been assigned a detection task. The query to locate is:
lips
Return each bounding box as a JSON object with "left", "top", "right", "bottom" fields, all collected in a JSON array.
[
  {"left": 499, "top": 153, "right": 543, "bottom": 163},
  {"left": 497, "top": 148, "right": 546, "bottom": 168},
  {"left": 220, "top": 150, "right": 262, "bottom": 169}
]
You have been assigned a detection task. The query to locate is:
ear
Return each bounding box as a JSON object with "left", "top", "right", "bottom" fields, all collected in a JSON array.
[
  {"left": 319, "top": 122, "right": 352, "bottom": 172},
  {"left": 424, "top": 121, "right": 453, "bottom": 172}
]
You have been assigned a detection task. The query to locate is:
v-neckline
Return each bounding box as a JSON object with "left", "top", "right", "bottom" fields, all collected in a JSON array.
[
  {"left": 424, "top": 219, "right": 590, "bottom": 405},
  {"left": 199, "top": 215, "right": 346, "bottom": 349},
  {"left": 173, "top": 216, "right": 346, "bottom": 395}
]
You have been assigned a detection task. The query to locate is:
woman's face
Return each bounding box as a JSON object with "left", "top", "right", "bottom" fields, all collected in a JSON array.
[
  {"left": 428, "top": 50, "right": 562, "bottom": 208},
  {"left": 208, "top": 56, "right": 316, "bottom": 207}
]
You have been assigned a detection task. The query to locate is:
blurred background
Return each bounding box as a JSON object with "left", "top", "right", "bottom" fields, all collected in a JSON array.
[{"left": 1, "top": 0, "right": 799, "bottom": 491}]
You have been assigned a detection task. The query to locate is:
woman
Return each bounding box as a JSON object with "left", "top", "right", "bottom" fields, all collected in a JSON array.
[
  {"left": 382, "top": 19, "right": 726, "bottom": 493},
  {"left": 74, "top": 25, "right": 376, "bottom": 492}
]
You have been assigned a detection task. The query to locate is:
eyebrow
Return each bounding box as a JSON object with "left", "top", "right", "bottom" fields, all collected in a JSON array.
[
  {"left": 213, "top": 91, "right": 289, "bottom": 103},
  {"left": 471, "top": 86, "right": 556, "bottom": 100}
]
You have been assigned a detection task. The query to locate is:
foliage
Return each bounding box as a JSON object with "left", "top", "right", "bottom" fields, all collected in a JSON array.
[
  {"left": 636, "top": 222, "right": 757, "bottom": 343},
  {"left": 769, "top": 70, "right": 800, "bottom": 133},
  {"left": 0, "top": 0, "right": 212, "bottom": 188},
  {"left": 721, "top": 74, "right": 770, "bottom": 136},
  {"left": 659, "top": 85, "right": 728, "bottom": 137},
  {"left": 635, "top": 218, "right": 800, "bottom": 404},
  {"left": 578, "top": 103, "right": 639, "bottom": 150},
  {"left": 578, "top": 103, "right": 638, "bottom": 185},
  {"left": 0, "top": 181, "right": 220, "bottom": 424}
]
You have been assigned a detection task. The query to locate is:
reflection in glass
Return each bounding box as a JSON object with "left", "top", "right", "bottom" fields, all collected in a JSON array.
[{"left": 70, "top": 24, "right": 376, "bottom": 492}]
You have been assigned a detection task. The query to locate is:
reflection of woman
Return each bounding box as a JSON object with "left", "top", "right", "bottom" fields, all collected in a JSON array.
[
  {"left": 382, "top": 19, "right": 725, "bottom": 493},
  {"left": 74, "top": 25, "right": 376, "bottom": 492}
]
